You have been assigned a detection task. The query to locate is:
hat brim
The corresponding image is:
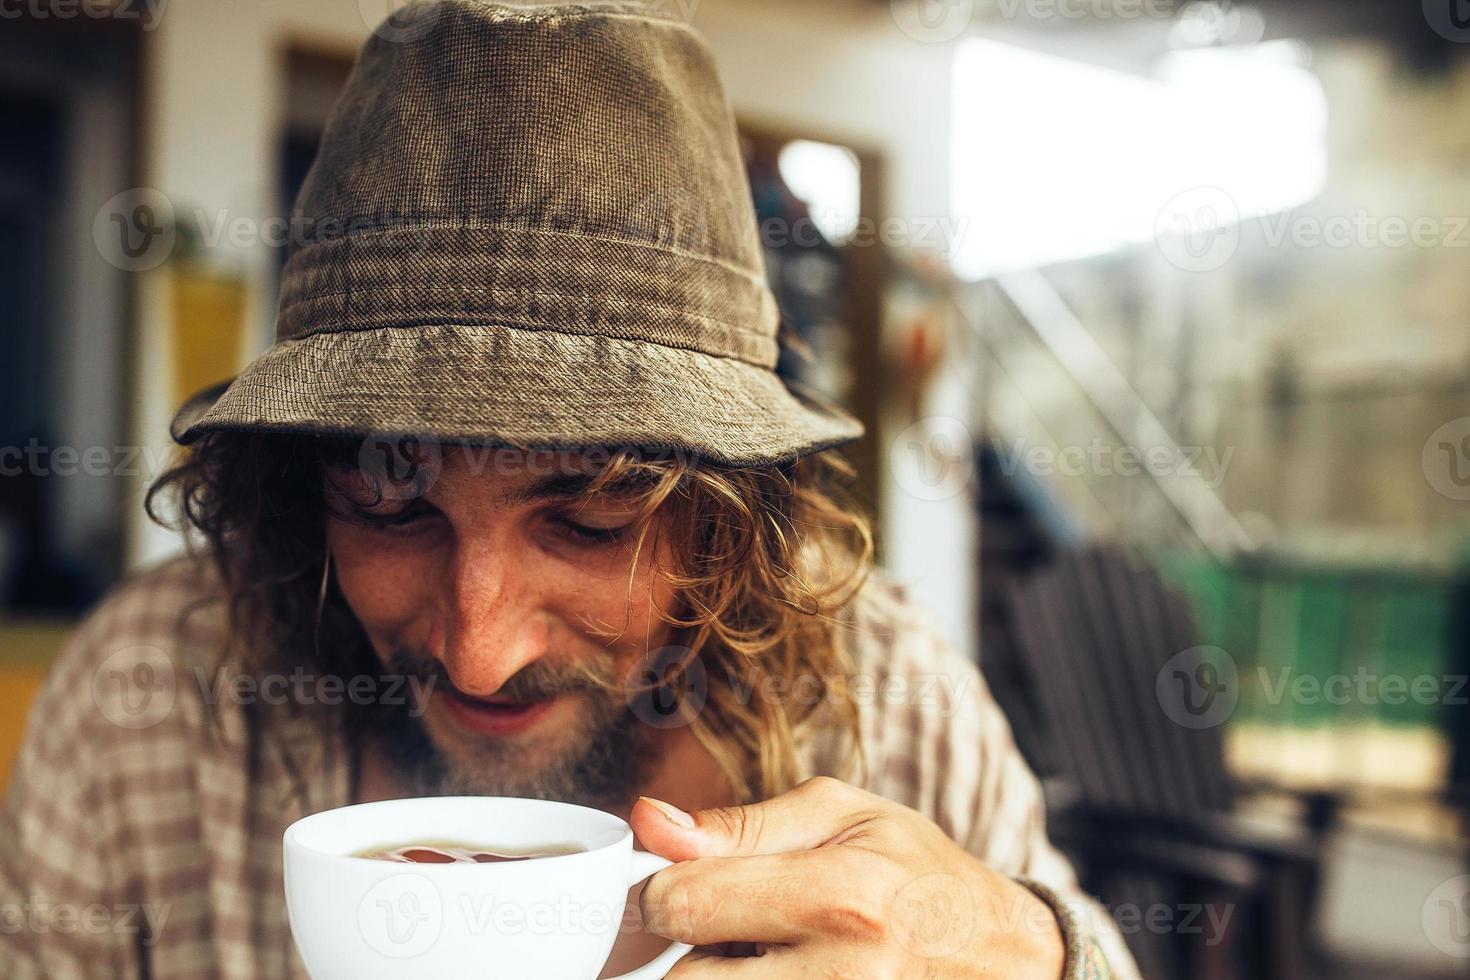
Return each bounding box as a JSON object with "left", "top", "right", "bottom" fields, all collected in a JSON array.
[{"left": 173, "top": 323, "right": 864, "bottom": 466}]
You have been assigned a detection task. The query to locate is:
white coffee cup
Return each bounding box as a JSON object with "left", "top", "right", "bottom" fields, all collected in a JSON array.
[{"left": 283, "top": 797, "right": 693, "bottom": 979}]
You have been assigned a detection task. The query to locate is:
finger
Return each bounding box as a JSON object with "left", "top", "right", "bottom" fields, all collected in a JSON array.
[
  {"left": 632, "top": 776, "right": 885, "bottom": 861},
  {"left": 641, "top": 849, "right": 877, "bottom": 947},
  {"left": 640, "top": 853, "right": 808, "bottom": 945}
]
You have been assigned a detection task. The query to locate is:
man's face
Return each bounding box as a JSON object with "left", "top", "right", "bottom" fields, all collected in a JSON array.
[{"left": 323, "top": 446, "right": 681, "bottom": 808}]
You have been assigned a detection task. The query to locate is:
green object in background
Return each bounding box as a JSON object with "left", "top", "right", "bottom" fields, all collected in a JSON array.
[{"left": 1159, "top": 552, "right": 1457, "bottom": 731}]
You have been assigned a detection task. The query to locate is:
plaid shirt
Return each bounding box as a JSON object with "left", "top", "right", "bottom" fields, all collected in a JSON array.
[{"left": 1, "top": 556, "right": 1139, "bottom": 979}]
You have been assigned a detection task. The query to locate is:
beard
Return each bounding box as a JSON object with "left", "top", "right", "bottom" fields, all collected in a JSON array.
[{"left": 365, "top": 647, "right": 665, "bottom": 813}]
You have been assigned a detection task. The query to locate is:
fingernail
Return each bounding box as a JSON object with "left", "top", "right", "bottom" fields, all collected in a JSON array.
[{"left": 640, "top": 796, "right": 696, "bottom": 829}]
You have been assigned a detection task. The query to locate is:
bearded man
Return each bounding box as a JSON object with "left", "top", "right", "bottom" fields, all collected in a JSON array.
[{"left": 0, "top": 3, "right": 1139, "bottom": 977}]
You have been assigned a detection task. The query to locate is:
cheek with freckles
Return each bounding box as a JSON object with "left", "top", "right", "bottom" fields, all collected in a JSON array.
[{"left": 325, "top": 519, "right": 445, "bottom": 659}]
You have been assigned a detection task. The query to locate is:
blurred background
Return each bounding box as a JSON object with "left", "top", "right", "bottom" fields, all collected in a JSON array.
[{"left": 2, "top": 0, "right": 1469, "bottom": 976}]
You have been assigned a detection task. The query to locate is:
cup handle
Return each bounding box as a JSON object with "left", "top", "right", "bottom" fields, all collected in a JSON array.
[{"left": 603, "top": 850, "right": 694, "bottom": 980}]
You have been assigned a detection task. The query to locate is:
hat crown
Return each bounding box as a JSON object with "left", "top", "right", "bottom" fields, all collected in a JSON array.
[{"left": 280, "top": 0, "right": 778, "bottom": 365}]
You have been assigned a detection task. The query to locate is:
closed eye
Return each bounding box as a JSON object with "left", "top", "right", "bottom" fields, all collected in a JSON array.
[{"left": 550, "top": 514, "right": 631, "bottom": 545}]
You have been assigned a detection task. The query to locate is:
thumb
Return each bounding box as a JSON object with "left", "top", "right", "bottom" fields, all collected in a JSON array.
[{"left": 631, "top": 777, "right": 874, "bottom": 862}]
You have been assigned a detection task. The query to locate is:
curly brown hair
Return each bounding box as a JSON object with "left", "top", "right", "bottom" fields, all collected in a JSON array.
[{"left": 147, "top": 431, "right": 874, "bottom": 803}]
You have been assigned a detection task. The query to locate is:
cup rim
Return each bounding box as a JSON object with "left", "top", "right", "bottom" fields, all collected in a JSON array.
[{"left": 283, "top": 796, "right": 631, "bottom": 868}]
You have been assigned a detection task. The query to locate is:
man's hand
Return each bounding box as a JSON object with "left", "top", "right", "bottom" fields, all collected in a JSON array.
[{"left": 629, "top": 776, "right": 1068, "bottom": 978}]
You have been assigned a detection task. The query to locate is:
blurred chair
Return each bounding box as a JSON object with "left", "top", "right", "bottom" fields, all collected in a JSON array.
[{"left": 984, "top": 544, "right": 1330, "bottom": 980}]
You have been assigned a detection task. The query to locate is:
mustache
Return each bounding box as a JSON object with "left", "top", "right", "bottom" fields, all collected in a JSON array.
[{"left": 385, "top": 647, "right": 621, "bottom": 703}]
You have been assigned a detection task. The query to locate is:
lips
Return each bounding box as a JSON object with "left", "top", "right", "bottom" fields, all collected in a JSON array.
[{"left": 438, "top": 688, "right": 559, "bottom": 737}]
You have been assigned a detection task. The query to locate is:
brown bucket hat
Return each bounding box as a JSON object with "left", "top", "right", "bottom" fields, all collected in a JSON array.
[{"left": 173, "top": 0, "right": 863, "bottom": 466}]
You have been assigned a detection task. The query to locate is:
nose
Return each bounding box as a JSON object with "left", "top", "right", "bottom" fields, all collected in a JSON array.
[{"left": 440, "top": 533, "right": 550, "bottom": 696}]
